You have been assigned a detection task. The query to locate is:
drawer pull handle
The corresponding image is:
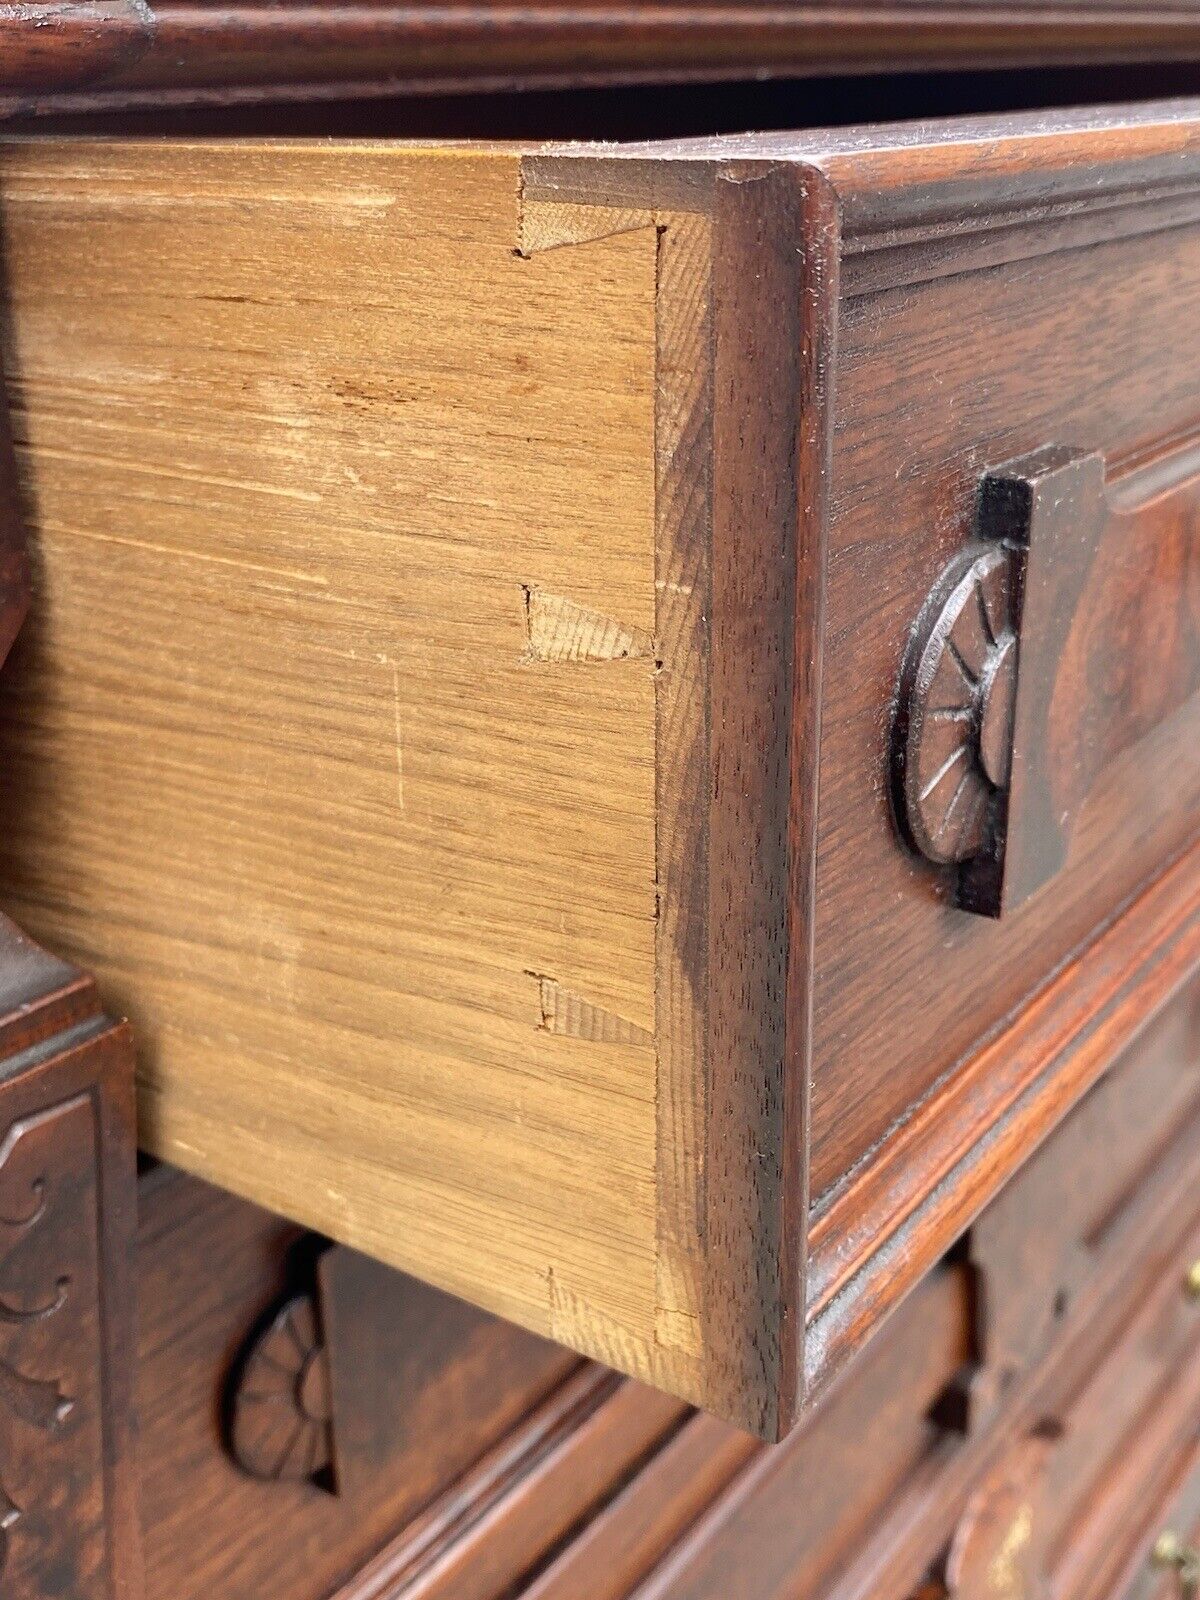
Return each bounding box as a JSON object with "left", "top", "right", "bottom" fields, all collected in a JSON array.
[
  {"left": 1153, "top": 1532, "right": 1200, "bottom": 1598},
  {"left": 892, "top": 438, "right": 1200, "bottom": 916},
  {"left": 229, "top": 1294, "right": 332, "bottom": 1484},
  {"left": 1185, "top": 1260, "right": 1200, "bottom": 1302}
]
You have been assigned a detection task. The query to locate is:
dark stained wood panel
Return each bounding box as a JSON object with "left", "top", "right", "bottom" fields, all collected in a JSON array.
[
  {"left": 3, "top": 1, "right": 1200, "bottom": 114},
  {"left": 812, "top": 185, "right": 1200, "bottom": 1197},
  {"left": 0, "top": 918, "right": 139, "bottom": 1600},
  {"left": 136, "top": 1170, "right": 585, "bottom": 1600}
]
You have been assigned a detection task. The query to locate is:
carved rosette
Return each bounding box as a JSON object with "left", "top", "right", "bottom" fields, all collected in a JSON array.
[
  {"left": 230, "top": 1294, "right": 333, "bottom": 1483},
  {"left": 892, "top": 543, "right": 1018, "bottom": 871}
]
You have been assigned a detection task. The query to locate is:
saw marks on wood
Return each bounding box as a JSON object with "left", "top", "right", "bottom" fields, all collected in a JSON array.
[
  {"left": 533, "top": 973, "right": 655, "bottom": 1047},
  {"left": 522, "top": 586, "right": 655, "bottom": 664}
]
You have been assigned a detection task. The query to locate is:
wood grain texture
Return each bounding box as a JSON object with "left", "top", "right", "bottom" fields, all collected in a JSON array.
[
  {"left": 0, "top": 137, "right": 674, "bottom": 1395},
  {"left": 0, "top": 128, "right": 826, "bottom": 1433},
  {"left": 524, "top": 151, "right": 829, "bottom": 1433},
  {"left": 4, "top": 1, "right": 1200, "bottom": 114},
  {"left": 702, "top": 160, "right": 829, "bottom": 1435},
  {"left": 525, "top": 100, "right": 1200, "bottom": 1422},
  {"left": 5, "top": 106, "right": 1200, "bottom": 1433},
  {"left": 130, "top": 970, "right": 1200, "bottom": 1600}
]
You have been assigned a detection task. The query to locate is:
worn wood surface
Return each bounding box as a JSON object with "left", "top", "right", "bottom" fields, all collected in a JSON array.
[
  {"left": 3, "top": 2, "right": 1200, "bottom": 115},
  {"left": 0, "top": 130, "right": 820, "bottom": 1433},
  {"left": 0, "top": 137, "right": 679, "bottom": 1401}
]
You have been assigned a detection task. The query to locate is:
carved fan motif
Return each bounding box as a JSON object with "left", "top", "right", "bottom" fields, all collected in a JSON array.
[
  {"left": 230, "top": 1295, "right": 332, "bottom": 1482},
  {"left": 893, "top": 544, "right": 1018, "bottom": 867}
]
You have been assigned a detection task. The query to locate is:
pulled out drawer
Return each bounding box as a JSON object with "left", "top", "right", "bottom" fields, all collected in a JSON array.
[{"left": 1, "top": 102, "right": 1199, "bottom": 1435}]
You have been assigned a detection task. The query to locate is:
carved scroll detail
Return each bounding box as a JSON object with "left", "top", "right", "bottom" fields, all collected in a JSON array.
[{"left": 0, "top": 1096, "right": 110, "bottom": 1588}]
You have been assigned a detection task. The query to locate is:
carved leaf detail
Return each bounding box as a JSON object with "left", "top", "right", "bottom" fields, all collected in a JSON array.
[
  {"left": 0, "top": 1140, "right": 80, "bottom": 1579},
  {"left": 0, "top": 1361, "right": 73, "bottom": 1430},
  {"left": 0, "top": 1178, "right": 45, "bottom": 1230}
]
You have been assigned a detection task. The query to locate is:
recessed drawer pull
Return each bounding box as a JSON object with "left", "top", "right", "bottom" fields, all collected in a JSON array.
[
  {"left": 892, "top": 436, "right": 1200, "bottom": 917},
  {"left": 1153, "top": 1532, "right": 1200, "bottom": 1599}
]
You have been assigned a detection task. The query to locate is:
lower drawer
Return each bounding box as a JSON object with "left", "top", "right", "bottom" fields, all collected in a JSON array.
[
  {"left": 137, "top": 968, "right": 1200, "bottom": 1600},
  {"left": 136, "top": 1166, "right": 600, "bottom": 1600},
  {"left": 565, "top": 1008, "right": 1200, "bottom": 1600}
]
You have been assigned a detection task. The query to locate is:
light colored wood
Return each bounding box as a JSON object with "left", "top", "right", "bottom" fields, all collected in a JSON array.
[
  {"left": 651, "top": 210, "right": 713, "bottom": 1367},
  {"left": 0, "top": 140, "right": 676, "bottom": 1380}
]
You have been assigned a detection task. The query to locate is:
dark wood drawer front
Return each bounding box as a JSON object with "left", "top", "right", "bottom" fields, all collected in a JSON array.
[
  {"left": 4, "top": 5, "right": 1200, "bottom": 112},
  {"left": 932, "top": 1224, "right": 1200, "bottom": 1600},
  {"left": 137, "top": 1167, "right": 639, "bottom": 1600},
  {"left": 562, "top": 985, "right": 1200, "bottom": 1600},
  {"left": 817, "top": 174, "right": 1200, "bottom": 1192},
  {"left": 957, "top": 977, "right": 1200, "bottom": 1419}
]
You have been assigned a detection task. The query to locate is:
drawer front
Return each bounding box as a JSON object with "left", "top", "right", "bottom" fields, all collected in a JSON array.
[
  {"left": 5, "top": 4, "right": 1200, "bottom": 110},
  {"left": 931, "top": 1228, "right": 1200, "bottom": 1600},
  {"left": 560, "top": 977, "right": 1200, "bottom": 1600},
  {"left": 1, "top": 104, "right": 1199, "bottom": 1436}
]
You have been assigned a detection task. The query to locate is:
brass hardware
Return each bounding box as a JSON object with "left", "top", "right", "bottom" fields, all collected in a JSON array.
[
  {"left": 1184, "top": 1260, "right": 1200, "bottom": 1302},
  {"left": 1153, "top": 1532, "right": 1200, "bottom": 1599}
]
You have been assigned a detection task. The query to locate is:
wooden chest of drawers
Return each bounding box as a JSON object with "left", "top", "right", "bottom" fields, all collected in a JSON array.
[
  {"left": 0, "top": 13, "right": 1198, "bottom": 1596},
  {"left": 0, "top": 104, "right": 1197, "bottom": 1435}
]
